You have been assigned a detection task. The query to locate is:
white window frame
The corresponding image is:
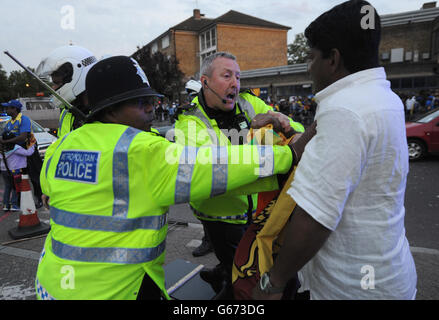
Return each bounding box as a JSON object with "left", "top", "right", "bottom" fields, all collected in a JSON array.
[
  {"left": 161, "top": 35, "right": 170, "bottom": 49},
  {"left": 151, "top": 42, "right": 158, "bottom": 54},
  {"left": 199, "top": 27, "right": 217, "bottom": 68}
]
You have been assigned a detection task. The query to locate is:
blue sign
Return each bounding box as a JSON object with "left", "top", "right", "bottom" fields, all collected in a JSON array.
[{"left": 55, "top": 150, "right": 101, "bottom": 184}]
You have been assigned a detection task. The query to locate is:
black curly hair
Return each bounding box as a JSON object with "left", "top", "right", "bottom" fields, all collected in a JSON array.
[{"left": 304, "top": 0, "right": 381, "bottom": 74}]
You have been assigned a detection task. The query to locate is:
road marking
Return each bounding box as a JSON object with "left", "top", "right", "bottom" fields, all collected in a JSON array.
[
  {"left": 0, "top": 245, "right": 40, "bottom": 260},
  {"left": 188, "top": 222, "right": 203, "bottom": 229},
  {"left": 186, "top": 239, "right": 202, "bottom": 248},
  {"left": 410, "top": 246, "right": 439, "bottom": 256}
]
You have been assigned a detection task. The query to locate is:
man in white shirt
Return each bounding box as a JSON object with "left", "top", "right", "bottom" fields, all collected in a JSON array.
[{"left": 253, "top": 0, "right": 417, "bottom": 300}]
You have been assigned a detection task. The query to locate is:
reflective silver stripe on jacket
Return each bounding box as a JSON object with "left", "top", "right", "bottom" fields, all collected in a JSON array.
[
  {"left": 175, "top": 146, "right": 230, "bottom": 203},
  {"left": 113, "top": 127, "right": 142, "bottom": 218},
  {"left": 184, "top": 108, "right": 218, "bottom": 144},
  {"left": 51, "top": 237, "right": 166, "bottom": 264},
  {"left": 237, "top": 96, "right": 256, "bottom": 119},
  {"left": 210, "top": 146, "right": 228, "bottom": 197},
  {"left": 50, "top": 206, "right": 168, "bottom": 232},
  {"left": 58, "top": 108, "right": 68, "bottom": 133},
  {"left": 257, "top": 145, "right": 274, "bottom": 177},
  {"left": 193, "top": 209, "right": 248, "bottom": 221},
  {"left": 175, "top": 146, "right": 199, "bottom": 204}
]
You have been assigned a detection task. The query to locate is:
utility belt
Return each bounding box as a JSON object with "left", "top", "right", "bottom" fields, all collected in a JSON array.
[{"left": 192, "top": 208, "right": 249, "bottom": 222}]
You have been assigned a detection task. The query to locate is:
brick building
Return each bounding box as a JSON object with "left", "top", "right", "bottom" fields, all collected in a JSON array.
[
  {"left": 240, "top": 2, "right": 439, "bottom": 101},
  {"left": 133, "top": 9, "right": 290, "bottom": 81}
]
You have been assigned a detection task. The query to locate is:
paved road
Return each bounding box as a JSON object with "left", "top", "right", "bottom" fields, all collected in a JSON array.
[{"left": 0, "top": 153, "right": 438, "bottom": 300}]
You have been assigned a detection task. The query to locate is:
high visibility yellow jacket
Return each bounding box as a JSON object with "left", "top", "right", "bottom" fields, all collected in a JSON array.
[
  {"left": 36, "top": 121, "right": 293, "bottom": 300},
  {"left": 174, "top": 92, "right": 304, "bottom": 224},
  {"left": 57, "top": 107, "right": 74, "bottom": 138}
]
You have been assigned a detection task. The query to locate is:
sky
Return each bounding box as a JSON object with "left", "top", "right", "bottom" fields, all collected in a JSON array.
[{"left": 0, "top": 0, "right": 433, "bottom": 74}]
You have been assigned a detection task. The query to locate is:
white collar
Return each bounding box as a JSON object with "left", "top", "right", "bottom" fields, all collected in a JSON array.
[{"left": 315, "top": 67, "right": 386, "bottom": 104}]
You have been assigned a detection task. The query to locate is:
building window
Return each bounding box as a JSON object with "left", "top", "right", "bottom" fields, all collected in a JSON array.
[
  {"left": 200, "top": 28, "right": 216, "bottom": 53},
  {"left": 151, "top": 42, "right": 158, "bottom": 54},
  {"left": 201, "top": 33, "right": 205, "bottom": 51},
  {"left": 162, "top": 35, "right": 170, "bottom": 49},
  {"left": 211, "top": 29, "right": 216, "bottom": 46},
  {"left": 206, "top": 31, "right": 211, "bottom": 48},
  {"left": 199, "top": 27, "right": 217, "bottom": 68},
  {"left": 390, "top": 48, "right": 404, "bottom": 63}
]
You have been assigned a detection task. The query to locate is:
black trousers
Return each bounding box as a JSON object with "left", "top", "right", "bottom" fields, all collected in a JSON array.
[
  {"left": 136, "top": 273, "right": 162, "bottom": 300},
  {"left": 26, "top": 147, "right": 43, "bottom": 200},
  {"left": 201, "top": 219, "right": 247, "bottom": 278}
]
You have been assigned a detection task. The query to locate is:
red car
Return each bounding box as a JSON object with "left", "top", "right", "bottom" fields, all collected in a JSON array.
[{"left": 406, "top": 109, "right": 439, "bottom": 160}]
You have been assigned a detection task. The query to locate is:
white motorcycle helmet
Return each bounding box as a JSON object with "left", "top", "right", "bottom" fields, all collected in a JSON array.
[
  {"left": 185, "top": 80, "right": 202, "bottom": 97},
  {"left": 36, "top": 45, "right": 97, "bottom": 108}
]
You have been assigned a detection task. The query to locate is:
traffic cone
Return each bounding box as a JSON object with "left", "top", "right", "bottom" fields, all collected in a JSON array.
[{"left": 8, "top": 174, "right": 50, "bottom": 240}]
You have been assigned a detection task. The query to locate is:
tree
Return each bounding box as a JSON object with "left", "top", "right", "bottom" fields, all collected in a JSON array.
[
  {"left": 288, "top": 33, "right": 310, "bottom": 65},
  {"left": 7, "top": 68, "right": 50, "bottom": 98},
  {"left": 0, "top": 64, "right": 12, "bottom": 102},
  {"left": 133, "top": 46, "right": 185, "bottom": 101}
]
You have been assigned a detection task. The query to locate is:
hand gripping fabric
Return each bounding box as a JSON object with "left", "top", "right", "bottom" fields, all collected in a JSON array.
[{"left": 232, "top": 125, "right": 299, "bottom": 300}]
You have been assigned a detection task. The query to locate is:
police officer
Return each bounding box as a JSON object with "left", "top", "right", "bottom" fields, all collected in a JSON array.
[
  {"left": 35, "top": 55, "right": 313, "bottom": 300},
  {"left": 182, "top": 80, "right": 214, "bottom": 257},
  {"left": 174, "top": 52, "right": 305, "bottom": 298},
  {"left": 36, "top": 45, "right": 98, "bottom": 138}
]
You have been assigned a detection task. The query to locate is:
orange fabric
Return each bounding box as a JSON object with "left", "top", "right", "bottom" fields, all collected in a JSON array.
[{"left": 232, "top": 124, "right": 297, "bottom": 299}]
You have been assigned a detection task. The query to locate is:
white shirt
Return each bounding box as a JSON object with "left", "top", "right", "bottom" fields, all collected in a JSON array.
[
  {"left": 287, "top": 67, "right": 417, "bottom": 300},
  {"left": 405, "top": 97, "right": 416, "bottom": 111}
]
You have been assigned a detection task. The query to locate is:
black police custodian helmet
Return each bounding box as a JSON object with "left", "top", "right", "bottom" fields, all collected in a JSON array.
[{"left": 85, "top": 55, "right": 163, "bottom": 118}]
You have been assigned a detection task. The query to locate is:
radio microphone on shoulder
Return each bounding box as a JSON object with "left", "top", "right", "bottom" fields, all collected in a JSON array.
[{"left": 204, "top": 80, "right": 227, "bottom": 104}]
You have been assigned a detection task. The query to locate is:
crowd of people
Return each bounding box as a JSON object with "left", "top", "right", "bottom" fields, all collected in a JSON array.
[
  {"left": 150, "top": 95, "right": 318, "bottom": 127},
  {"left": 153, "top": 101, "right": 177, "bottom": 123},
  {"left": 399, "top": 91, "right": 439, "bottom": 120},
  {"left": 266, "top": 96, "right": 317, "bottom": 127}
]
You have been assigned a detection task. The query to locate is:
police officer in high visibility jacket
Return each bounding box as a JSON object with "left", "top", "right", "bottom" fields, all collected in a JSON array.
[
  {"left": 36, "top": 45, "right": 98, "bottom": 138},
  {"left": 174, "top": 52, "right": 305, "bottom": 298},
  {"left": 35, "top": 55, "right": 314, "bottom": 300}
]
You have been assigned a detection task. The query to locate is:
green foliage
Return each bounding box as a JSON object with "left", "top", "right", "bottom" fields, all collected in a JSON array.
[
  {"left": 0, "top": 64, "right": 12, "bottom": 101},
  {"left": 0, "top": 64, "right": 51, "bottom": 102},
  {"left": 133, "top": 46, "right": 184, "bottom": 101},
  {"left": 288, "top": 33, "right": 310, "bottom": 65}
]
